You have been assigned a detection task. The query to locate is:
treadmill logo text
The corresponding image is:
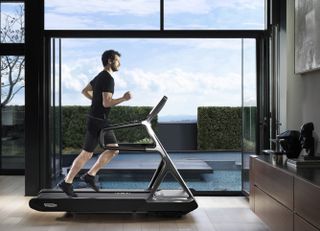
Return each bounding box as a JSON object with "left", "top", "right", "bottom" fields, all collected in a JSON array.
[{"left": 43, "top": 203, "right": 58, "bottom": 208}]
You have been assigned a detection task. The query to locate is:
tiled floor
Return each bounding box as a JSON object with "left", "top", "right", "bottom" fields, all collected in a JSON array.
[{"left": 0, "top": 176, "right": 270, "bottom": 231}]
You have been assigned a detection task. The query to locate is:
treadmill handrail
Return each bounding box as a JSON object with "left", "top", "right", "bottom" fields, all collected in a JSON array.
[
  {"left": 101, "top": 121, "right": 142, "bottom": 131},
  {"left": 146, "top": 96, "right": 168, "bottom": 122},
  {"left": 98, "top": 96, "right": 167, "bottom": 131}
]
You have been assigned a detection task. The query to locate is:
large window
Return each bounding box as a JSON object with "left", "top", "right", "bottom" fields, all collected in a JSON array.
[
  {"left": 23, "top": 0, "right": 266, "bottom": 194},
  {"left": 1, "top": 1, "right": 25, "bottom": 173},
  {"left": 49, "top": 38, "right": 257, "bottom": 193},
  {"left": 59, "top": 38, "right": 243, "bottom": 121},
  {"left": 1, "top": 55, "right": 25, "bottom": 170},
  {"left": 45, "top": 0, "right": 266, "bottom": 30}
]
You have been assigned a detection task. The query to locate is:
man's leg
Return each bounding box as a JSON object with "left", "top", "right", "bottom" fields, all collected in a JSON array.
[
  {"left": 81, "top": 126, "right": 118, "bottom": 191},
  {"left": 65, "top": 150, "right": 93, "bottom": 183},
  {"left": 87, "top": 144, "right": 119, "bottom": 176},
  {"left": 58, "top": 150, "right": 93, "bottom": 197}
]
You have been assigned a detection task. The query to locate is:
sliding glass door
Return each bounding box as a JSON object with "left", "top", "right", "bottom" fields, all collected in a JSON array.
[{"left": 45, "top": 37, "right": 259, "bottom": 195}]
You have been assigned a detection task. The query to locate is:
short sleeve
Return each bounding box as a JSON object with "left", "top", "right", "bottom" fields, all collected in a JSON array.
[{"left": 101, "top": 76, "right": 114, "bottom": 93}]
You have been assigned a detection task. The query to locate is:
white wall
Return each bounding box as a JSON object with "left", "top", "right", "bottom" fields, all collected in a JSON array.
[{"left": 282, "top": 0, "right": 320, "bottom": 153}]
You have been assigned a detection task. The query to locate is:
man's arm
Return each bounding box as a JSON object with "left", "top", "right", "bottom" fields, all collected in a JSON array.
[
  {"left": 82, "top": 83, "right": 93, "bottom": 100},
  {"left": 102, "top": 91, "right": 132, "bottom": 108}
]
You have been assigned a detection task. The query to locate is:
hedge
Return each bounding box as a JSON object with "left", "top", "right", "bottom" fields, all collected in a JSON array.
[
  {"left": 3, "top": 105, "right": 256, "bottom": 153},
  {"left": 197, "top": 107, "right": 242, "bottom": 151},
  {"left": 62, "top": 106, "right": 154, "bottom": 153}
]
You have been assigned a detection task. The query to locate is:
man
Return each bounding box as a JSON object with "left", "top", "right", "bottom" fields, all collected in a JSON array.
[{"left": 58, "top": 50, "right": 132, "bottom": 197}]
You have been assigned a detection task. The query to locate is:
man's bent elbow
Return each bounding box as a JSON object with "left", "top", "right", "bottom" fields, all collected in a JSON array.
[{"left": 81, "top": 89, "right": 87, "bottom": 96}]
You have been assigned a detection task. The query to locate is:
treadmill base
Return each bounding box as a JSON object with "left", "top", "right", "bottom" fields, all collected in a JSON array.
[{"left": 29, "top": 189, "right": 198, "bottom": 215}]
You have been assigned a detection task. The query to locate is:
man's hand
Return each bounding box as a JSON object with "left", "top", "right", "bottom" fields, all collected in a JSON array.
[
  {"left": 103, "top": 91, "right": 132, "bottom": 108},
  {"left": 123, "top": 91, "right": 132, "bottom": 101}
]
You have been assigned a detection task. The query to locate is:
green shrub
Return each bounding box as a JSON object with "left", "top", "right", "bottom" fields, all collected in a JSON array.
[
  {"left": 62, "top": 106, "right": 88, "bottom": 150},
  {"left": 197, "top": 107, "right": 242, "bottom": 151}
]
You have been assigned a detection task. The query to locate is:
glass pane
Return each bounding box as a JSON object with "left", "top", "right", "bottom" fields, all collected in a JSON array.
[
  {"left": 52, "top": 38, "right": 244, "bottom": 192},
  {"left": 0, "top": 3, "right": 25, "bottom": 43},
  {"left": 242, "top": 39, "right": 256, "bottom": 193},
  {"left": 45, "top": 0, "right": 160, "bottom": 30},
  {"left": 165, "top": 0, "right": 265, "bottom": 30},
  {"left": 1, "top": 56, "right": 25, "bottom": 170},
  {"left": 49, "top": 39, "right": 62, "bottom": 180}
]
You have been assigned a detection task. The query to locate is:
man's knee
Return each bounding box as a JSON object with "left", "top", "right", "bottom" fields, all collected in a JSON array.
[
  {"left": 112, "top": 150, "right": 119, "bottom": 157},
  {"left": 80, "top": 150, "right": 93, "bottom": 160},
  {"left": 108, "top": 144, "right": 119, "bottom": 157}
]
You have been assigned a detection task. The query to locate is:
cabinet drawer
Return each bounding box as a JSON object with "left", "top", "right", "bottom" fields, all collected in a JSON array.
[
  {"left": 295, "top": 177, "right": 320, "bottom": 229},
  {"left": 294, "top": 214, "right": 319, "bottom": 231},
  {"left": 254, "top": 158, "right": 294, "bottom": 209},
  {"left": 255, "top": 186, "right": 293, "bottom": 231}
]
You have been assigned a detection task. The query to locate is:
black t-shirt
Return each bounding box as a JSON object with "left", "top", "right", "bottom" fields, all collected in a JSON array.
[{"left": 89, "top": 70, "right": 114, "bottom": 119}]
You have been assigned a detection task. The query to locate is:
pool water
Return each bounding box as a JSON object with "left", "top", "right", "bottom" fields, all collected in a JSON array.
[
  {"left": 98, "top": 170, "right": 241, "bottom": 191},
  {"left": 72, "top": 152, "right": 243, "bottom": 192}
]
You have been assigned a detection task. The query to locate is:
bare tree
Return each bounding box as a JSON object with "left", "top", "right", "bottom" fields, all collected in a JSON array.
[{"left": 1, "top": 4, "right": 25, "bottom": 107}]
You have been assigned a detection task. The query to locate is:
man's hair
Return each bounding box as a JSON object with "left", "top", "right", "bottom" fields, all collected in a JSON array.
[{"left": 101, "top": 50, "right": 121, "bottom": 67}]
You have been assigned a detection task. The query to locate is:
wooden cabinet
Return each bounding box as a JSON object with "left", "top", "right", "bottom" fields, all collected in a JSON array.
[
  {"left": 294, "top": 215, "right": 318, "bottom": 231},
  {"left": 255, "top": 187, "right": 293, "bottom": 231},
  {"left": 254, "top": 158, "right": 294, "bottom": 209},
  {"left": 250, "top": 156, "right": 320, "bottom": 231},
  {"left": 295, "top": 177, "right": 320, "bottom": 229}
]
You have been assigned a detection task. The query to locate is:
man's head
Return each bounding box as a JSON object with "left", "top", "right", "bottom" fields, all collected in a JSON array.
[{"left": 102, "top": 50, "right": 121, "bottom": 72}]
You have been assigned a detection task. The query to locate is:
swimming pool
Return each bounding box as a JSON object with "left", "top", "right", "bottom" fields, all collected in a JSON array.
[{"left": 72, "top": 152, "right": 243, "bottom": 192}]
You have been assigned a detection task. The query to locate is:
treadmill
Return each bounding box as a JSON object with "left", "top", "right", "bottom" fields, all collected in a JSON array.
[{"left": 29, "top": 96, "right": 198, "bottom": 216}]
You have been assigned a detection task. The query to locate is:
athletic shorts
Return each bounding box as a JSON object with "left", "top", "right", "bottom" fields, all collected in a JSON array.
[{"left": 83, "top": 116, "right": 117, "bottom": 152}]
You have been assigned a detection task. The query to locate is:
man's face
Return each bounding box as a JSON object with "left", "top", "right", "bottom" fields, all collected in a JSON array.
[{"left": 110, "top": 55, "right": 121, "bottom": 72}]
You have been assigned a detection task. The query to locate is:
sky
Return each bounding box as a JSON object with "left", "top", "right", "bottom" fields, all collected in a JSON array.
[
  {"left": 44, "top": 0, "right": 265, "bottom": 30},
  {"left": 1, "top": 0, "right": 264, "bottom": 121},
  {"left": 57, "top": 38, "right": 256, "bottom": 120}
]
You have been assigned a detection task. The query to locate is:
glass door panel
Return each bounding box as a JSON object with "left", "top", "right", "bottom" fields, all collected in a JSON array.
[
  {"left": 57, "top": 38, "right": 243, "bottom": 193},
  {"left": 242, "top": 39, "right": 257, "bottom": 194},
  {"left": 49, "top": 39, "right": 62, "bottom": 183}
]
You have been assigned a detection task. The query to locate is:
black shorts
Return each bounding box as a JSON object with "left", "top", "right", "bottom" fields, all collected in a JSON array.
[{"left": 83, "top": 116, "right": 117, "bottom": 152}]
